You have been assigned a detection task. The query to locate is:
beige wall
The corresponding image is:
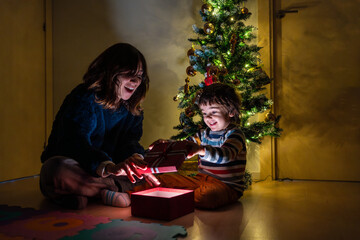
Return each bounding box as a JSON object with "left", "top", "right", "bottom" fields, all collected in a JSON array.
[
  {"left": 0, "top": 0, "right": 46, "bottom": 181},
  {"left": 259, "top": 0, "right": 360, "bottom": 181},
  {"left": 53, "top": 0, "right": 261, "bottom": 176},
  {"left": 53, "top": 0, "right": 202, "bottom": 147},
  {"left": 273, "top": 0, "right": 360, "bottom": 181}
]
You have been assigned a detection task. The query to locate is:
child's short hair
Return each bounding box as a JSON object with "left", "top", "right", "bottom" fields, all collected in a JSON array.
[{"left": 198, "top": 83, "right": 241, "bottom": 123}]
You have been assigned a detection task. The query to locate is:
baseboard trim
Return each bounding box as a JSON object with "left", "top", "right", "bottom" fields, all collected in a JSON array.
[{"left": 0, "top": 175, "right": 39, "bottom": 184}]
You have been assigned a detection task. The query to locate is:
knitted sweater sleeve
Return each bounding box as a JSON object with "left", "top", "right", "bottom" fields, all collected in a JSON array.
[{"left": 202, "top": 128, "right": 246, "bottom": 164}]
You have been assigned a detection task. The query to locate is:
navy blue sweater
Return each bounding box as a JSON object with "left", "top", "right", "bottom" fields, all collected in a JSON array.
[{"left": 41, "top": 84, "right": 145, "bottom": 176}]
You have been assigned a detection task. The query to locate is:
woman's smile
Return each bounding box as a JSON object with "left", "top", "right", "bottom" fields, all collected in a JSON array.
[{"left": 117, "top": 74, "right": 142, "bottom": 100}]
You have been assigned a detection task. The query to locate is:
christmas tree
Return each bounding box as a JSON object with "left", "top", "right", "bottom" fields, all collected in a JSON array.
[{"left": 172, "top": 0, "right": 282, "bottom": 145}]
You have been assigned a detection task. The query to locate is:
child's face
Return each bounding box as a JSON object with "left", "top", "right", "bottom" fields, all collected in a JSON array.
[
  {"left": 116, "top": 70, "right": 143, "bottom": 100},
  {"left": 200, "top": 103, "right": 234, "bottom": 131}
]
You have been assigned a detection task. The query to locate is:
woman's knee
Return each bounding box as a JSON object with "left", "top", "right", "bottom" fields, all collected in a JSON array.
[
  {"left": 41, "top": 156, "right": 76, "bottom": 176},
  {"left": 40, "top": 156, "right": 78, "bottom": 197}
]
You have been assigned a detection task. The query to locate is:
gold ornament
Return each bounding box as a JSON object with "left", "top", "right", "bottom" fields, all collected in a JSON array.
[
  {"left": 187, "top": 47, "right": 195, "bottom": 57},
  {"left": 265, "top": 112, "right": 276, "bottom": 122},
  {"left": 184, "top": 84, "right": 189, "bottom": 94},
  {"left": 241, "top": 7, "right": 249, "bottom": 14},
  {"left": 201, "top": 4, "right": 212, "bottom": 14},
  {"left": 204, "top": 22, "right": 215, "bottom": 34},
  {"left": 186, "top": 66, "right": 197, "bottom": 76},
  {"left": 173, "top": 95, "right": 178, "bottom": 101},
  {"left": 184, "top": 77, "right": 190, "bottom": 94}
]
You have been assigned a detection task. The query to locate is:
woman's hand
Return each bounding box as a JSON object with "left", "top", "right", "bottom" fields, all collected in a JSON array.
[
  {"left": 106, "top": 153, "right": 147, "bottom": 183},
  {"left": 185, "top": 140, "right": 205, "bottom": 158},
  {"left": 143, "top": 173, "right": 161, "bottom": 187}
]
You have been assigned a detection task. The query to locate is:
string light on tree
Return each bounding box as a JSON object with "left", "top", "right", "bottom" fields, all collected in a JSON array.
[
  {"left": 172, "top": 0, "right": 284, "bottom": 187},
  {"left": 172, "top": 0, "right": 282, "bottom": 146}
]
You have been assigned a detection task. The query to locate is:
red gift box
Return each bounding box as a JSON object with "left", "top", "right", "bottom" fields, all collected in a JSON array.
[
  {"left": 131, "top": 187, "right": 194, "bottom": 221},
  {"left": 140, "top": 141, "right": 188, "bottom": 174}
]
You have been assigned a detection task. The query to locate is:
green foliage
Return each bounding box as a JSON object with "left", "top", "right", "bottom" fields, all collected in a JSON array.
[{"left": 172, "top": 0, "right": 282, "bottom": 143}]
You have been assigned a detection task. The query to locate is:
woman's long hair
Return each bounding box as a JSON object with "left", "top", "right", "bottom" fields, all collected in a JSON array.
[{"left": 83, "top": 43, "right": 149, "bottom": 115}]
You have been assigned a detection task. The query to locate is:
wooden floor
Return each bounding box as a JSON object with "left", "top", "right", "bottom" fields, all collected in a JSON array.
[{"left": 0, "top": 176, "right": 359, "bottom": 240}]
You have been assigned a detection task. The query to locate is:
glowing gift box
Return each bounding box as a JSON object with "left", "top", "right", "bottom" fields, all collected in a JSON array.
[
  {"left": 140, "top": 141, "right": 188, "bottom": 174},
  {"left": 131, "top": 187, "right": 194, "bottom": 221}
]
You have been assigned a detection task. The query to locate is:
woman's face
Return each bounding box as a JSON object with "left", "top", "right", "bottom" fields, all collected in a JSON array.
[{"left": 116, "top": 71, "right": 143, "bottom": 100}]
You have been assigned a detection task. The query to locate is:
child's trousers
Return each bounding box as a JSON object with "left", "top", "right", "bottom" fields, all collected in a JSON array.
[{"left": 131, "top": 173, "right": 240, "bottom": 209}]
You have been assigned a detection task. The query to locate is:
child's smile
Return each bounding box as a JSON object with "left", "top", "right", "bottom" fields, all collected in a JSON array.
[{"left": 208, "top": 120, "right": 217, "bottom": 127}]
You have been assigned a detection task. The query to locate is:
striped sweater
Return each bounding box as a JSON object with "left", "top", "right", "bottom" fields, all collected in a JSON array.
[{"left": 191, "top": 124, "right": 247, "bottom": 194}]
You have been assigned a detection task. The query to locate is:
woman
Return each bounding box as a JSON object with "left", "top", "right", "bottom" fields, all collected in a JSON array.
[{"left": 40, "top": 43, "right": 159, "bottom": 209}]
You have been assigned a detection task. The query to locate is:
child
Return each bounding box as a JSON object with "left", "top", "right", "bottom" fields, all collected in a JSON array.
[
  {"left": 40, "top": 43, "right": 160, "bottom": 209},
  {"left": 134, "top": 83, "right": 247, "bottom": 209}
]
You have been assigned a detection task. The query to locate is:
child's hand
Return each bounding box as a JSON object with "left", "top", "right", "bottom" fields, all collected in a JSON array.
[
  {"left": 106, "top": 153, "right": 147, "bottom": 183},
  {"left": 185, "top": 140, "right": 205, "bottom": 158}
]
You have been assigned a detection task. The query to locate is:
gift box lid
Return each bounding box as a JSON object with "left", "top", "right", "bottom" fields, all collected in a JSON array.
[{"left": 141, "top": 141, "right": 189, "bottom": 174}]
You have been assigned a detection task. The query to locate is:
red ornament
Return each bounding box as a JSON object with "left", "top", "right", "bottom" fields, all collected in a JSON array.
[
  {"left": 204, "top": 65, "right": 218, "bottom": 86},
  {"left": 204, "top": 75, "right": 217, "bottom": 86}
]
